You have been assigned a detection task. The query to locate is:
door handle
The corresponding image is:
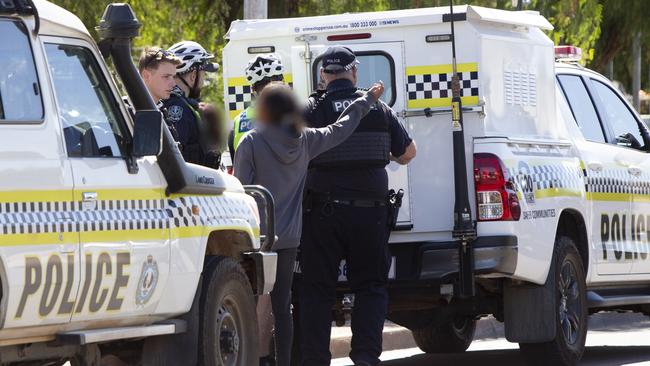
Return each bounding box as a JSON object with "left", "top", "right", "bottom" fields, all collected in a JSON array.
[
  {"left": 587, "top": 161, "right": 603, "bottom": 173},
  {"left": 628, "top": 166, "right": 642, "bottom": 177},
  {"left": 81, "top": 192, "right": 98, "bottom": 210},
  {"left": 82, "top": 192, "right": 97, "bottom": 202}
]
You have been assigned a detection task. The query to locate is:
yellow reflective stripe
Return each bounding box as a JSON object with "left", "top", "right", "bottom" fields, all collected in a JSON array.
[
  {"left": 586, "top": 192, "right": 631, "bottom": 202},
  {"left": 405, "top": 62, "right": 478, "bottom": 75},
  {"left": 408, "top": 96, "right": 479, "bottom": 109},
  {"left": 0, "top": 232, "right": 78, "bottom": 247},
  {"left": 76, "top": 188, "right": 164, "bottom": 201},
  {"left": 0, "top": 226, "right": 259, "bottom": 247},
  {"left": 80, "top": 229, "right": 168, "bottom": 242},
  {"left": 0, "top": 190, "right": 72, "bottom": 203},
  {"left": 535, "top": 188, "right": 583, "bottom": 199}
]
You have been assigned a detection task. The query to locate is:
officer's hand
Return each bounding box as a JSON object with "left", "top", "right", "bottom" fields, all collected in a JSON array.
[
  {"left": 368, "top": 81, "right": 385, "bottom": 100},
  {"left": 198, "top": 102, "right": 217, "bottom": 114}
]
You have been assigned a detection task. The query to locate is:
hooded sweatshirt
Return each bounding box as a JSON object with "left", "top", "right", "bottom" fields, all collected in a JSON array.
[{"left": 234, "top": 91, "right": 378, "bottom": 250}]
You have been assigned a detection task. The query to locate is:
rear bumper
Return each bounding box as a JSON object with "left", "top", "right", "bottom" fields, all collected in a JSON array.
[{"left": 390, "top": 235, "right": 518, "bottom": 282}]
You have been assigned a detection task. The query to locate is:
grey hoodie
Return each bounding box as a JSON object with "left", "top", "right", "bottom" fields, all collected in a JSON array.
[{"left": 234, "top": 91, "right": 378, "bottom": 250}]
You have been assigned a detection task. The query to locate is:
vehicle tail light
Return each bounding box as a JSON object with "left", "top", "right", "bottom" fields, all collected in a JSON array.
[{"left": 474, "top": 153, "right": 520, "bottom": 221}]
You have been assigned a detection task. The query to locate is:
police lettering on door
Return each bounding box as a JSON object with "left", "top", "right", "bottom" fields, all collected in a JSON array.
[
  {"left": 601, "top": 213, "right": 650, "bottom": 261},
  {"left": 15, "top": 252, "right": 131, "bottom": 318}
]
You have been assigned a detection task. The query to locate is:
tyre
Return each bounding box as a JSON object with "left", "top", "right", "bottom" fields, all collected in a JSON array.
[
  {"left": 411, "top": 316, "right": 476, "bottom": 353},
  {"left": 199, "top": 256, "right": 259, "bottom": 366},
  {"left": 519, "top": 236, "right": 587, "bottom": 366}
]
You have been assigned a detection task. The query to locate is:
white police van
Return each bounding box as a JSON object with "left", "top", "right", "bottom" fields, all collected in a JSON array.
[
  {"left": 0, "top": 1, "right": 277, "bottom": 365},
  {"left": 223, "top": 5, "right": 650, "bottom": 365}
]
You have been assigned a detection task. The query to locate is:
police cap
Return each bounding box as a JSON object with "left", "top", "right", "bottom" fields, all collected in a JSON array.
[{"left": 321, "top": 46, "right": 360, "bottom": 74}]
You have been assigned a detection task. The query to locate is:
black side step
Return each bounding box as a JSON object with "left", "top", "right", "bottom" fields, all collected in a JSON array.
[{"left": 587, "top": 290, "right": 650, "bottom": 308}]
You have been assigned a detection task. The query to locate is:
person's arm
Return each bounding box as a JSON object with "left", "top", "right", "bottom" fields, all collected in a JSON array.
[
  {"left": 227, "top": 129, "right": 235, "bottom": 163},
  {"left": 233, "top": 136, "right": 255, "bottom": 185},
  {"left": 305, "top": 82, "right": 383, "bottom": 159},
  {"left": 392, "top": 141, "right": 416, "bottom": 165},
  {"left": 384, "top": 105, "right": 416, "bottom": 165}
]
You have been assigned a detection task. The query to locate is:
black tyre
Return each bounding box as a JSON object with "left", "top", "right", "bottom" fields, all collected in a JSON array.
[
  {"left": 519, "top": 236, "right": 587, "bottom": 366},
  {"left": 199, "top": 256, "right": 259, "bottom": 366},
  {"left": 412, "top": 316, "right": 476, "bottom": 353}
]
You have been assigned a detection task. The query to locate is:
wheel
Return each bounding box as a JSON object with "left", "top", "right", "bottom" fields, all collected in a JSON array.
[
  {"left": 199, "top": 256, "right": 259, "bottom": 366},
  {"left": 519, "top": 236, "right": 587, "bottom": 366},
  {"left": 411, "top": 316, "right": 476, "bottom": 353}
]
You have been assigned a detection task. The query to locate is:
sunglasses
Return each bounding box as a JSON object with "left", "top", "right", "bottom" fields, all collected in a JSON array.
[{"left": 143, "top": 49, "right": 174, "bottom": 69}]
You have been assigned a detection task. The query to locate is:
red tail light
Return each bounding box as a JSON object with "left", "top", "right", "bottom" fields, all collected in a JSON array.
[{"left": 474, "top": 153, "right": 520, "bottom": 221}]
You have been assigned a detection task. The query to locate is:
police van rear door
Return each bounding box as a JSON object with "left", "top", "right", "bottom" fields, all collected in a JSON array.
[{"left": 293, "top": 41, "right": 413, "bottom": 228}]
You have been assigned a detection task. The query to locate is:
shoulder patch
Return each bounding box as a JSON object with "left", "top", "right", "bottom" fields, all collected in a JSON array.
[{"left": 168, "top": 105, "right": 183, "bottom": 122}]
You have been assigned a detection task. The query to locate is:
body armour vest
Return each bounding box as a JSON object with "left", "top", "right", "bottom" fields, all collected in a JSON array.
[{"left": 308, "top": 87, "right": 391, "bottom": 169}]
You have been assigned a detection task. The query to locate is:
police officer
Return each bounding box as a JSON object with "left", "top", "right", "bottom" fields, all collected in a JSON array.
[
  {"left": 300, "top": 46, "right": 416, "bottom": 366},
  {"left": 227, "top": 54, "right": 285, "bottom": 162},
  {"left": 162, "top": 41, "right": 221, "bottom": 168}
]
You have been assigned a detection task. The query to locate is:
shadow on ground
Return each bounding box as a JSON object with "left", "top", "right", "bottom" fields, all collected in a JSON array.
[{"left": 379, "top": 346, "right": 650, "bottom": 366}]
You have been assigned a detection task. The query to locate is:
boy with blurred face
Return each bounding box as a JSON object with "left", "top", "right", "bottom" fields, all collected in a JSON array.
[{"left": 137, "top": 47, "right": 180, "bottom": 103}]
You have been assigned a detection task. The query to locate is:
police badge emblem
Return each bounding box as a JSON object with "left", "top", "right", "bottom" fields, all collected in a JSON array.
[
  {"left": 168, "top": 105, "right": 183, "bottom": 122},
  {"left": 136, "top": 255, "right": 159, "bottom": 305}
]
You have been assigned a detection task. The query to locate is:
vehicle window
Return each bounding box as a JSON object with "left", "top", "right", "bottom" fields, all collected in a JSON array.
[
  {"left": 591, "top": 79, "right": 646, "bottom": 150},
  {"left": 557, "top": 75, "right": 605, "bottom": 143},
  {"left": 0, "top": 20, "right": 43, "bottom": 121},
  {"left": 313, "top": 51, "right": 395, "bottom": 106},
  {"left": 45, "top": 43, "right": 127, "bottom": 158}
]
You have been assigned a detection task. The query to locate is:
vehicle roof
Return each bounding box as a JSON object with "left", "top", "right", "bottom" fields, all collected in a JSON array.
[
  {"left": 226, "top": 5, "right": 553, "bottom": 41},
  {"left": 34, "top": 0, "right": 90, "bottom": 38},
  {"left": 555, "top": 62, "right": 608, "bottom": 81}
]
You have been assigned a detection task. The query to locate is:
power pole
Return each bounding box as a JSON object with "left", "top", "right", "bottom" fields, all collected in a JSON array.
[
  {"left": 244, "top": 0, "right": 267, "bottom": 19},
  {"left": 633, "top": 32, "right": 642, "bottom": 112}
]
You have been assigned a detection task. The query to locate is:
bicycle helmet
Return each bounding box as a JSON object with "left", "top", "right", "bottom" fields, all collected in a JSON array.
[
  {"left": 245, "top": 54, "right": 284, "bottom": 85},
  {"left": 168, "top": 41, "right": 218, "bottom": 74}
]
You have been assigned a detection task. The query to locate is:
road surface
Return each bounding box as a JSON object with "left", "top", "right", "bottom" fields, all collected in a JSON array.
[{"left": 332, "top": 318, "right": 650, "bottom": 366}]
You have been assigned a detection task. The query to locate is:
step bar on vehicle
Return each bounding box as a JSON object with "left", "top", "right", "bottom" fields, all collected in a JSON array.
[
  {"left": 57, "top": 319, "right": 186, "bottom": 345},
  {"left": 587, "top": 290, "right": 650, "bottom": 308}
]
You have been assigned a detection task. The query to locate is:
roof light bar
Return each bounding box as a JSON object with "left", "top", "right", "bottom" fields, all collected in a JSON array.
[
  {"left": 327, "top": 33, "right": 371, "bottom": 42},
  {"left": 554, "top": 45, "right": 582, "bottom": 62}
]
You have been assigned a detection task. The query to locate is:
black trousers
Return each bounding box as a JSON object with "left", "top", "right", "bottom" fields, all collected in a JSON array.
[{"left": 299, "top": 202, "right": 390, "bottom": 366}]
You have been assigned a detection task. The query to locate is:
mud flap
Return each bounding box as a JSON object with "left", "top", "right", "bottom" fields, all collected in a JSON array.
[
  {"left": 141, "top": 276, "right": 202, "bottom": 366},
  {"left": 504, "top": 266, "right": 556, "bottom": 343}
]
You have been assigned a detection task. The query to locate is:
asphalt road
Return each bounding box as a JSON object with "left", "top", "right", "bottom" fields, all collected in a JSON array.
[{"left": 332, "top": 327, "right": 650, "bottom": 366}]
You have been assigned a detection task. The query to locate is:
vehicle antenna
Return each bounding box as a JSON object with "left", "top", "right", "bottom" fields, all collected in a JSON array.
[{"left": 449, "top": 0, "right": 476, "bottom": 299}]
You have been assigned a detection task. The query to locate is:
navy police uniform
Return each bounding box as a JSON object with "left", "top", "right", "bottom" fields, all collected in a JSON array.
[
  {"left": 161, "top": 86, "right": 220, "bottom": 168},
  {"left": 299, "top": 47, "right": 412, "bottom": 366}
]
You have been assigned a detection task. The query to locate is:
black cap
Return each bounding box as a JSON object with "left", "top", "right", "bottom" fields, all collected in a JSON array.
[{"left": 321, "top": 46, "right": 359, "bottom": 74}]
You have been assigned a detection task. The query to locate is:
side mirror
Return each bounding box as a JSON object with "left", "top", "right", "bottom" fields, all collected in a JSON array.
[
  {"left": 132, "top": 110, "right": 163, "bottom": 157},
  {"left": 616, "top": 133, "right": 641, "bottom": 149}
]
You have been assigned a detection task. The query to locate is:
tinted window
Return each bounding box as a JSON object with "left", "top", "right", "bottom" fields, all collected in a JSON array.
[
  {"left": 45, "top": 43, "right": 126, "bottom": 157},
  {"left": 0, "top": 20, "right": 43, "bottom": 121},
  {"left": 313, "top": 52, "right": 395, "bottom": 105},
  {"left": 557, "top": 75, "right": 605, "bottom": 143},
  {"left": 591, "top": 79, "right": 645, "bottom": 149}
]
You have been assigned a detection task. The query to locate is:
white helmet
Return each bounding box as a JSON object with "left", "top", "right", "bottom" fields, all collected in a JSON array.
[
  {"left": 168, "top": 41, "right": 218, "bottom": 74},
  {"left": 245, "top": 54, "right": 284, "bottom": 85}
]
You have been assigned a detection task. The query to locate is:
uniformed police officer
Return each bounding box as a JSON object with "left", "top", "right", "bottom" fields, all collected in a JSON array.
[
  {"left": 227, "top": 54, "right": 285, "bottom": 162},
  {"left": 162, "top": 41, "right": 221, "bottom": 168},
  {"left": 299, "top": 46, "right": 417, "bottom": 366}
]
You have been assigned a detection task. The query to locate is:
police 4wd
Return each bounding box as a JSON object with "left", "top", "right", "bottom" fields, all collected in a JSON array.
[
  {"left": 0, "top": 1, "right": 276, "bottom": 365},
  {"left": 223, "top": 5, "right": 650, "bottom": 365}
]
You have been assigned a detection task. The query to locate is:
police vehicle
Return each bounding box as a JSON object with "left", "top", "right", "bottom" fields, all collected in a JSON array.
[
  {"left": 223, "top": 5, "right": 650, "bottom": 365},
  {"left": 0, "top": 1, "right": 277, "bottom": 365}
]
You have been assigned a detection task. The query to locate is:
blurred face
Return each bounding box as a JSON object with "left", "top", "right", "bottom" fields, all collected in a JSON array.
[{"left": 141, "top": 62, "right": 177, "bottom": 101}]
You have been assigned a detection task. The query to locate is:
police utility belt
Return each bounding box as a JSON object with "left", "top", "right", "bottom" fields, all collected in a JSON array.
[{"left": 305, "top": 189, "right": 404, "bottom": 229}]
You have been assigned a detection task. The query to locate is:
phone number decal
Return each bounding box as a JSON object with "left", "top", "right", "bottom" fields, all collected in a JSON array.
[{"left": 295, "top": 19, "right": 399, "bottom": 33}]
